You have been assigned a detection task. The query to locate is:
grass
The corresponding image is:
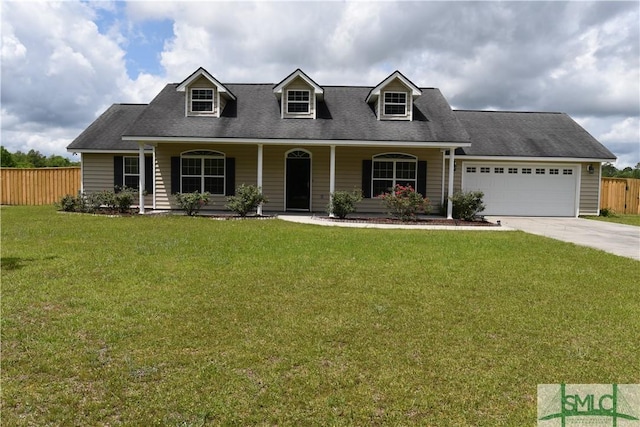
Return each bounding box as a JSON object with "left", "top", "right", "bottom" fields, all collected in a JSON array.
[
  {"left": 581, "top": 213, "right": 640, "bottom": 226},
  {"left": 2, "top": 206, "right": 639, "bottom": 426}
]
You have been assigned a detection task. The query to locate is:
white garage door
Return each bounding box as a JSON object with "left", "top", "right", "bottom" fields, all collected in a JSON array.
[{"left": 462, "top": 163, "right": 578, "bottom": 216}]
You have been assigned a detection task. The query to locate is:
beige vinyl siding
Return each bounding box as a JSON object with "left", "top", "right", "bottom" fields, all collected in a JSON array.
[
  {"left": 579, "top": 162, "right": 600, "bottom": 215},
  {"left": 260, "top": 146, "right": 285, "bottom": 211},
  {"left": 260, "top": 146, "right": 329, "bottom": 212},
  {"left": 81, "top": 153, "right": 152, "bottom": 207},
  {"left": 82, "top": 153, "right": 114, "bottom": 193},
  {"left": 335, "top": 147, "right": 443, "bottom": 214},
  {"left": 153, "top": 144, "right": 445, "bottom": 213},
  {"left": 154, "top": 144, "right": 258, "bottom": 210},
  {"left": 282, "top": 77, "right": 315, "bottom": 119},
  {"left": 379, "top": 79, "right": 412, "bottom": 121}
]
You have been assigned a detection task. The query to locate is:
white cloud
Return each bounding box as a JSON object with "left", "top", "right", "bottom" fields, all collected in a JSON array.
[{"left": 0, "top": 0, "right": 638, "bottom": 168}]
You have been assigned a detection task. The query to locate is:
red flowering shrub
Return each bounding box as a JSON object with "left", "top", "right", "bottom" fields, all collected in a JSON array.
[{"left": 378, "top": 185, "right": 430, "bottom": 221}]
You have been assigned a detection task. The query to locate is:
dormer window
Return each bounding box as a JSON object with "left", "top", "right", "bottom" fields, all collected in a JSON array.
[
  {"left": 274, "top": 69, "right": 324, "bottom": 119},
  {"left": 366, "top": 71, "right": 422, "bottom": 121},
  {"left": 384, "top": 92, "right": 407, "bottom": 116},
  {"left": 191, "top": 89, "right": 214, "bottom": 113},
  {"left": 177, "top": 67, "right": 236, "bottom": 118},
  {"left": 287, "top": 90, "right": 310, "bottom": 114}
]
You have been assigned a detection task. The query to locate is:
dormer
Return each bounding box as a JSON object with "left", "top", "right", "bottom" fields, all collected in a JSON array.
[
  {"left": 365, "top": 71, "right": 422, "bottom": 121},
  {"left": 273, "top": 69, "right": 324, "bottom": 119},
  {"left": 176, "top": 67, "right": 236, "bottom": 118}
]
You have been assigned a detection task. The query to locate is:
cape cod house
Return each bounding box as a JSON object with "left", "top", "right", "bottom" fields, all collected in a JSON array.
[{"left": 67, "top": 67, "right": 616, "bottom": 217}]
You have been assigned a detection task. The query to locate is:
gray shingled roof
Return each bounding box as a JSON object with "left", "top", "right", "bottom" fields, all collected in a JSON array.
[
  {"left": 454, "top": 110, "right": 616, "bottom": 159},
  {"left": 122, "top": 84, "right": 471, "bottom": 143},
  {"left": 67, "top": 85, "right": 616, "bottom": 162},
  {"left": 67, "top": 104, "right": 147, "bottom": 151}
]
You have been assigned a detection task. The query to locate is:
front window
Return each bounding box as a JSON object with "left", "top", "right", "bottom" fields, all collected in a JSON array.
[
  {"left": 123, "top": 157, "right": 139, "bottom": 189},
  {"left": 191, "top": 89, "right": 214, "bottom": 113},
  {"left": 287, "top": 90, "right": 310, "bottom": 113},
  {"left": 384, "top": 92, "right": 407, "bottom": 115},
  {"left": 372, "top": 153, "right": 417, "bottom": 196},
  {"left": 181, "top": 150, "right": 225, "bottom": 194}
]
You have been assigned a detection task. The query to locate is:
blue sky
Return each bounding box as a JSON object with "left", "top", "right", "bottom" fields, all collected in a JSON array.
[{"left": 1, "top": 1, "right": 639, "bottom": 168}]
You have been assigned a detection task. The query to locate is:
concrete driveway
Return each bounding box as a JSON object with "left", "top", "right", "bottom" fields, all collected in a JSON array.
[{"left": 487, "top": 217, "right": 640, "bottom": 261}]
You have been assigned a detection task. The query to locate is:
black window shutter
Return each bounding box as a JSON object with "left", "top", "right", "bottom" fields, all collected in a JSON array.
[
  {"left": 225, "top": 158, "right": 236, "bottom": 196},
  {"left": 145, "top": 156, "right": 153, "bottom": 194},
  {"left": 417, "top": 161, "right": 427, "bottom": 196},
  {"left": 114, "top": 156, "right": 123, "bottom": 192},
  {"left": 171, "top": 156, "right": 180, "bottom": 194},
  {"left": 362, "top": 160, "right": 372, "bottom": 198}
]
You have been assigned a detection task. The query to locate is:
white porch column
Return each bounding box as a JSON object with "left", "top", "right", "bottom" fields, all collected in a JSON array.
[
  {"left": 329, "top": 145, "right": 336, "bottom": 217},
  {"left": 446, "top": 149, "right": 455, "bottom": 219},
  {"left": 257, "top": 144, "right": 264, "bottom": 216},
  {"left": 138, "top": 143, "right": 145, "bottom": 214}
]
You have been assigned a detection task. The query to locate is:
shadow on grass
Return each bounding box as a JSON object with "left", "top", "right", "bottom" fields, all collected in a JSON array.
[{"left": 1, "top": 256, "right": 57, "bottom": 271}]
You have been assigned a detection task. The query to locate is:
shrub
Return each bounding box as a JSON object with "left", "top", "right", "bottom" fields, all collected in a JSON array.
[
  {"left": 327, "top": 189, "right": 362, "bottom": 219},
  {"left": 449, "top": 190, "right": 485, "bottom": 221},
  {"left": 58, "top": 193, "right": 80, "bottom": 212},
  {"left": 57, "top": 191, "right": 95, "bottom": 213},
  {"left": 114, "top": 187, "right": 136, "bottom": 213},
  {"left": 57, "top": 188, "right": 137, "bottom": 214},
  {"left": 175, "top": 191, "right": 211, "bottom": 216},
  {"left": 226, "top": 184, "right": 268, "bottom": 217},
  {"left": 83, "top": 192, "right": 104, "bottom": 213},
  {"left": 100, "top": 187, "right": 137, "bottom": 213},
  {"left": 379, "top": 185, "right": 430, "bottom": 221},
  {"left": 599, "top": 207, "right": 615, "bottom": 217}
]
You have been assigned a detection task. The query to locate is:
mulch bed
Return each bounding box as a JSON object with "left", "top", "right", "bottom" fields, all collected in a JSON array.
[{"left": 59, "top": 210, "right": 498, "bottom": 226}]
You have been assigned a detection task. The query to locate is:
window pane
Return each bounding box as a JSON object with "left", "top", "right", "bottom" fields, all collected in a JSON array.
[
  {"left": 384, "top": 92, "right": 406, "bottom": 103},
  {"left": 373, "top": 180, "right": 393, "bottom": 197},
  {"left": 192, "top": 101, "right": 213, "bottom": 112},
  {"left": 182, "top": 158, "right": 201, "bottom": 176},
  {"left": 287, "top": 102, "right": 309, "bottom": 113},
  {"left": 192, "top": 89, "right": 213, "bottom": 100},
  {"left": 124, "top": 157, "right": 138, "bottom": 174},
  {"left": 204, "top": 158, "right": 224, "bottom": 176},
  {"left": 204, "top": 177, "right": 224, "bottom": 195},
  {"left": 395, "top": 161, "right": 416, "bottom": 179},
  {"left": 124, "top": 176, "right": 139, "bottom": 189},
  {"left": 182, "top": 177, "right": 200, "bottom": 193},
  {"left": 288, "top": 91, "right": 309, "bottom": 101},
  {"left": 373, "top": 161, "right": 393, "bottom": 179},
  {"left": 384, "top": 104, "right": 406, "bottom": 115}
]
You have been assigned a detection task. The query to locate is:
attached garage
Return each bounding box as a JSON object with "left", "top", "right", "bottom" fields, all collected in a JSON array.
[{"left": 462, "top": 162, "right": 579, "bottom": 216}]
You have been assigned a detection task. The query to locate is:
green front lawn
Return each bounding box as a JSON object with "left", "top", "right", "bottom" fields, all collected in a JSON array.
[
  {"left": 581, "top": 214, "right": 640, "bottom": 226},
  {"left": 2, "top": 206, "right": 638, "bottom": 426}
]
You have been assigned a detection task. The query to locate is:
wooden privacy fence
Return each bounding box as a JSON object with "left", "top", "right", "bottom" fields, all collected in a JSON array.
[
  {"left": 1, "top": 167, "right": 81, "bottom": 206},
  {"left": 600, "top": 177, "right": 640, "bottom": 215}
]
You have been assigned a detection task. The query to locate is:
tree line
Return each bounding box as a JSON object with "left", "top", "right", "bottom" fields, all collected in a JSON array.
[
  {"left": 1, "top": 146, "right": 80, "bottom": 168},
  {"left": 602, "top": 162, "right": 640, "bottom": 179}
]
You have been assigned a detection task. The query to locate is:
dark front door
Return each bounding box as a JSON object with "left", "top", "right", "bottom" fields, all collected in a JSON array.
[{"left": 286, "top": 155, "right": 311, "bottom": 211}]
